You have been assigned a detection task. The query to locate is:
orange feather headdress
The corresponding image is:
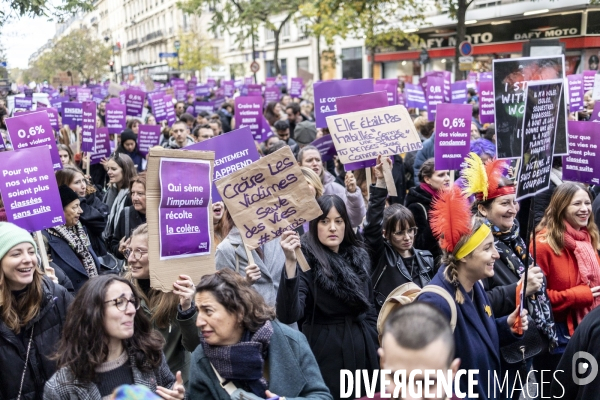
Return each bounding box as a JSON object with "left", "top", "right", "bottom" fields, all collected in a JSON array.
[{"left": 461, "top": 152, "right": 515, "bottom": 201}]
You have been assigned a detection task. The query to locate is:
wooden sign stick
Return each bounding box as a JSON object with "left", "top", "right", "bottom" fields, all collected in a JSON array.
[
  {"left": 382, "top": 159, "right": 397, "bottom": 197},
  {"left": 34, "top": 231, "right": 51, "bottom": 273},
  {"left": 365, "top": 167, "right": 372, "bottom": 202}
]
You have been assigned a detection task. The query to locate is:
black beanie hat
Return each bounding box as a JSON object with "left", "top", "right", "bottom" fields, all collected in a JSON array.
[
  {"left": 59, "top": 185, "right": 79, "bottom": 208},
  {"left": 120, "top": 129, "right": 137, "bottom": 145}
]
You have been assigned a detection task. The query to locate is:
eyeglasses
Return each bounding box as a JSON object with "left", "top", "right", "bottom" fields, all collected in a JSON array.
[
  {"left": 125, "top": 248, "right": 148, "bottom": 261},
  {"left": 104, "top": 295, "right": 140, "bottom": 311},
  {"left": 392, "top": 227, "right": 418, "bottom": 237}
]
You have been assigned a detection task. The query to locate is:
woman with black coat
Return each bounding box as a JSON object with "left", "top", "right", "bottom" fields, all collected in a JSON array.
[
  {"left": 277, "top": 195, "right": 379, "bottom": 400},
  {"left": 110, "top": 174, "right": 147, "bottom": 259},
  {"left": 363, "top": 156, "right": 434, "bottom": 311},
  {"left": 116, "top": 129, "right": 144, "bottom": 172}
]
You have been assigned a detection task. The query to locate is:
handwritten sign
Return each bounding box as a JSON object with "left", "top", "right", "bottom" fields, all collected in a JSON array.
[
  {"left": 6, "top": 111, "right": 62, "bottom": 170},
  {"left": 326, "top": 105, "right": 422, "bottom": 164},
  {"left": 81, "top": 101, "right": 97, "bottom": 152},
  {"left": 434, "top": 104, "right": 472, "bottom": 170},
  {"left": 138, "top": 125, "right": 162, "bottom": 156},
  {"left": 563, "top": 121, "right": 600, "bottom": 185}
]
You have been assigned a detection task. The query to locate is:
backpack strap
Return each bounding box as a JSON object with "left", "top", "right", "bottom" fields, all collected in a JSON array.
[
  {"left": 417, "top": 203, "right": 428, "bottom": 220},
  {"left": 210, "top": 362, "right": 238, "bottom": 395},
  {"left": 124, "top": 206, "right": 131, "bottom": 238},
  {"left": 417, "top": 285, "right": 457, "bottom": 332}
]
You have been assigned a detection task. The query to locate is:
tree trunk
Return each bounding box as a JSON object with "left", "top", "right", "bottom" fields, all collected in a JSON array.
[
  {"left": 370, "top": 47, "right": 375, "bottom": 78},
  {"left": 274, "top": 29, "right": 281, "bottom": 75},
  {"left": 455, "top": 0, "right": 468, "bottom": 82},
  {"left": 251, "top": 26, "right": 257, "bottom": 83},
  {"left": 316, "top": 34, "right": 322, "bottom": 81}
]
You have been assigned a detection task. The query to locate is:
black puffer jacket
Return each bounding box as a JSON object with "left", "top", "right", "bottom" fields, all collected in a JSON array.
[
  {"left": 0, "top": 276, "right": 72, "bottom": 400},
  {"left": 404, "top": 184, "right": 442, "bottom": 264},
  {"left": 364, "top": 185, "right": 434, "bottom": 311}
]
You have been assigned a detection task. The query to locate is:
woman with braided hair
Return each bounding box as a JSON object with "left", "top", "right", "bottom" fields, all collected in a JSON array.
[{"left": 417, "top": 185, "right": 528, "bottom": 400}]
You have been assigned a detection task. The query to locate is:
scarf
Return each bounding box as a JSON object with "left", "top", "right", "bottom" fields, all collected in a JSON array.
[
  {"left": 48, "top": 222, "right": 98, "bottom": 278},
  {"left": 493, "top": 221, "right": 558, "bottom": 349},
  {"left": 419, "top": 182, "right": 439, "bottom": 199},
  {"left": 563, "top": 222, "right": 600, "bottom": 326},
  {"left": 202, "top": 320, "right": 274, "bottom": 399},
  {"left": 103, "top": 187, "right": 130, "bottom": 241}
]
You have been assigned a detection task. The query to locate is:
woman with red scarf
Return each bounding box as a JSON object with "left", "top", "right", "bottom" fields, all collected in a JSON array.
[{"left": 404, "top": 158, "right": 450, "bottom": 264}]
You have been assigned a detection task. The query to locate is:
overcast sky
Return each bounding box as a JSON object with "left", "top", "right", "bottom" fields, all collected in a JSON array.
[{"left": 3, "top": 15, "right": 56, "bottom": 69}]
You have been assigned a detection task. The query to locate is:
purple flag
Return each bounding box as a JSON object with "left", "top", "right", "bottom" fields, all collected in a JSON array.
[
  {"left": 105, "top": 103, "right": 127, "bottom": 134},
  {"left": 0, "top": 146, "right": 65, "bottom": 231},
  {"left": 479, "top": 81, "right": 494, "bottom": 124},
  {"left": 14, "top": 97, "right": 33, "bottom": 111},
  {"left": 405, "top": 83, "right": 427, "bottom": 109},
  {"left": 137, "top": 125, "right": 162, "bottom": 157},
  {"left": 6, "top": 111, "right": 62, "bottom": 170},
  {"left": 186, "top": 127, "right": 261, "bottom": 202},
  {"left": 124, "top": 89, "right": 145, "bottom": 117},
  {"left": 567, "top": 74, "right": 584, "bottom": 112},
  {"left": 90, "top": 128, "right": 111, "bottom": 165},
  {"left": 61, "top": 102, "right": 83, "bottom": 130},
  {"left": 81, "top": 102, "right": 97, "bottom": 153},
  {"left": 289, "top": 77, "right": 303, "bottom": 98},
  {"left": 164, "top": 95, "right": 177, "bottom": 126},
  {"left": 425, "top": 77, "right": 444, "bottom": 121},
  {"left": 563, "top": 121, "right": 600, "bottom": 185},
  {"left": 434, "top": 104, "right": 472, "bottom": 170},
  {"left": 159, "top": 158, "right": 212, "bottom": 259},
  {"left": 583, "top": 70, "right": 596, "bottom": 93},
  {"left": 264, "top": 87, "right": 281, "bottom": 104},
  {"left": 451, "top": 81, "right": 468, "bottom": 104},
  {"left": 149, "top": 92, "right": 168, "bottom": 123},
  {"left": 235, "top": 96, "right": 263, "bottom": 141},
  {"left": 313, "top": 79, "right": 374, "bottom": 128},
  {"left": 374, "top": 79, "right": 398, "bottom": 106}
]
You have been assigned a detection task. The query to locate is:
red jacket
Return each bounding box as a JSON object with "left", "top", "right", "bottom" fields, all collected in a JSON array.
[{"left": 533, "top": 229, "right": 596, "bottom": 334}]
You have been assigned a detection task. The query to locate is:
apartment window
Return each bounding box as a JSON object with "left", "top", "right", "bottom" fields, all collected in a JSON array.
[
  {"left": 341, "top": 47, "right": 363, "bottom": 79},
  {"left": 266, "top": 59, "right": 287, "bottom": 77},
  {"left": 212, "top": 47, "right": 219, "bottom": 59},
  {"left": 281, "top": 21, "right": 290, "bottom": 38},
  {"left": 298, "top": 19, "right": 309, "bottom": 40},
  {"left": 297, "top": 57, "right": 309, "bottom": 72},
  {"left": 265, "top": 28, "right": 275, "bottom": 43}
]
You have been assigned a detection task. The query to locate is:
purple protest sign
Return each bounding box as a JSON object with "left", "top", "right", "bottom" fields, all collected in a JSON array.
[
  {"left": 374, "top": 79, "right": 398, "bottom": 105},
  {"left": 90, "top": 128, "right": 111, "bottom": 165},
  {"left": 137, "top": 125, "right": 162, "bottom": 157},
  {"left": 164, "top": 95, "right": 177, "bottom": 126},
  {"left": 0, "top": 134, "right": 4, "bottom": 151},
  {"left": 434, "top": 104, "right": 472, "bottom": 170},
  {"left": 174, "top": 82, "right": 187, "bottom": 102},
  {"left": 159, "top": 158, "right": 211, "bottom": 259},
  {"left": 563, "top": 121, "right": 600, "bottom": 184},
  {"left": 222, "top": 80, "right": 234, "bottom": 97},
  {"left": 405, "top": 83, "right": 427, "bottom": 109},
  {"left": 568, "top": 74, "right": 584, "bottom": 112},
  {"left": 62, "top": 102, "right": 83, "bottom": 129},
  {"left": 260, "top": 116, "right": 273, "bottom": 140},
  {"left": 467, "top": 72, "right": 478, "bottom": 89},
  {"left": 193, "top": 101, "right": 215, "bottom": 116},
  {"left": 583, "top": 70, "right": 596, "bottom": 93},
  {"left": 195, "top": 84, "right": 211, "bottom": 98},
  {"left": 207, "top": 78, "right": 216, "bottom": 88},
  {"left": 244, "top": 77, "right": 253, "bottom": 85},
  {"left": 426, "top": 76, "right": 444, "bottom": 121},
  {"left": 0, "top": 146, "right": 65, "bottom": 231},
  {"left": 149, "top": 92, "right": 168, "bottom": 123},
  {"left": 313, "top": 79, "right": 374, "bottom": 128},
  {"left": 479, "top": 81, "right": 494, "bottom": 124},
  {"left": 480, "top": 72, "right": 493, "bottom": 82},
  {"left": 591, "top": 102, "right": 600, "bottom": 122},
  {"left": 264, "top": 86, "right": 280, "bottom": 104},
  {"left": 266, "top": 77, "right": 276, "bottom": 88},
  {"left": 426, "top": 71, "right": 451, "bottom": 103},
  {"left": 247, "top": 84, "right": 262, "bottom": 96},
  {"left": 186, "top": 127, "right": 260, "bottom": 202},
  {"left": 15, "top": 108, "right": 60, "bottom": 131},
  {"left": 50, "top": 96, "right": 69, "bottom": 110},
  {"left": 68, "top": 86, "right": 78, "bottom": 98},
  {"left": 124, "top": 89, "right": 145, "bottom": 117},
  {"left": 289, "top": 77, "right": 303, "bottom": 98},
  {"left": 76, "top": 88, "right": 91, "bottom": 102},
  {"left": 105, "top": 103, "right": 127, "bottom": 134},
  {"left": 14, "top": 97, "right": 33, "bottom": 111},
  {"left": 6, "top": 111, "right": 62, "bottom": 171},
  {"left": 81, "top": 102, "right": 97, "bottom": 153},
  {"left": 451, "top": 81, "right": 468, "bottom": 104},
  {"left": 187, "top": 77, "right": 197, "bottom": 92},
  {"left": 235, "top": 96, "right": 263, "bottom": 141},
  {"left": 311, "top": 135, "right": 336, "bottom": 162}
]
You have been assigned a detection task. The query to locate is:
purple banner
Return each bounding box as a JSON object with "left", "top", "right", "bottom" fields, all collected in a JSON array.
[
  {"left": 426, "top": 77, "right": 444, "bottom": 121},
  {"left": 193, "top": 101, "right": 215, "bottom": 116},
  {"left": 264, "top": 86, "right": 280, "bottom": 104},
  {"left": 313, "top": 79, "right": 374, "bottom": 128},
  {"left": 14, "top": 97, "right": 33, "bottom": 111},
  {"left": 0, "top": 146, "right": 65, "bottom": 231},
  {"left": 434, "top": 104, "right": 472, "bottom": 170},
  {"left": 451, "top": 81, "right": 468, "bottom": 104},
  {"left": 289, "top": 77, "right": 303, "bottom": 98},
  {"left": 105, "top": 103, "right": 127, "bottom": 134},
  {"left": 583, "top": 70, "right": 596, "bottom": 93},
  {"left": 568, "top": 74, "right": 584, "bottom": 112},
  {"left": 405, "top": 83, "right": 427, "bottom": 109},
  {"left": 81, "top": 102, "right": 97, "bottom": 153},
  {"left": 235, "top": 96, "right": 263, "bottom": 141},
  {"left": 374, "top": 79, "right": 398, "bottom": 105},
  {"left": 563, "top": 121, "right": 600, "bottom": 184},
  {"left": 186, "top": 127, "right": 260, "bottom": 202},
  {"left": 479, "top": 81, "right": 494, "bottom": 124},
  {"left": 76, "top": 88, "right": 91, "bottom": 103},
  {"left": 124, "top": 89, "right": 145, "bottom": 117},
  {"left": 137, "top": 125, "right": 162, "bottom": 157},
  {"left": 311, "top": 135, "right": 336, "bottom": 162},
  {"left": 149, "top": 92, "right": 168, "bottom": 123},
  {"left": 159, "top": 158, "right": 211, "bottom": 259},
  {"left": 164, "top": 95, "right": 177, "bottom": 126},
  {"left": 222, "top": 80, "right": 234, "bottom": 97},
  {"left": 90, "top": 128, "right": 111, "bottom": 165},
  {"left": 62, "top": 102, "right": 83, "bottom": 129}
]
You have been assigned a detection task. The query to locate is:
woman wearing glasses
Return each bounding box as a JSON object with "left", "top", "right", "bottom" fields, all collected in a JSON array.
[
  {"left": 364, "top": 156, "right": 434, "bottom": 312},
  {"left": 126, "top": 223, "right": 200, "bottom": 384},
  {"left": 44, "top": 275, "right": 185, "bottom": 399}
]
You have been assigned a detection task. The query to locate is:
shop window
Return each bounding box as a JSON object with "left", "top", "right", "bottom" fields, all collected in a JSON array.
[
  {"left": 266, "top": 59, "right": 287, "bottom": 77},
  {"left": 297, "top": 57, "right": 309, "bottom": 72}
]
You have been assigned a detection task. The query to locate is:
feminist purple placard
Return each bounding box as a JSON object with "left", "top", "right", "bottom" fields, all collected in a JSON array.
[
  {"left": 405, "top": 83, "right": 427, "bottom": 109},
  {"left": 137, "top": 125, "right": 162, "bottom": 157},
  {"left": 195, "top": 84, "right": 211, "bottom": 98},
  {"left": 222, "top": 80, "right": 234, "bottom": 97},
  {"left": 105, "top": 103, "right": 127, "bottom": 134},
  {"left": 14, "top": 97, "right": 33, "bottom": 111},
  {"left": 374, "top": 79, "right": 398, "bottom": 106},
  {"left": 246, "top": 84, "right": 262, "bottom": 96},
  {"left": 0, "top": 146, "right": 65, "bottom": 232},
  {"left": 149, "top": 92, "right": 168, "bottom": 123},
  {"left": 264, "top": 87, "right": 280, "bottom": 104},
  {"left": 568, "top": 74, "right": 584, "bottom": 112},
  {"left": 235, "top": 96, "right": 263, "bottom": 140},
  {"left": 159, "top": 158, "right": 211, "bottom": 259},
  {"left": 6, "top": 111, "right": 62, "bottom": 170},
  {"left": 311, "top": 135, "right": 336, "bottom": 162},
  {"left": 266, "top": 77, "right": 276, "bottom": 88},
  {"left": 81, "top": 102, "right": 97, "bottom": 152},
  {"left": 583, "top": 70, "right": 596, "bottom": 93},
  {"left": 164, "top": 95, "right": 177, "bottom": 126},
  {"left": 90, "top": 128, "right": 111, "bottom": 165},
  {"left": 563, "top": 121, "right": 600, "bottom": 185},
  {"left": 479, "top": 81, "right": 495, "bottom": 124},
  {"left": 289, "top": 77, "right": 303, "bottom": 98},
  {"left": 434, "top": 104, "right": 472, "bottom": 170},
  {"left": 173, "top": 82, "right": 187, "bottom": 102},
  {"left": 15, "top": 108, "right": 60, "bottom": 131},
  {"left": 313, "top": 79, "right": 374, "bottom": 128},
  {"left": 451, "top": 81, "right": 468, "bottom": 104},
  {"left": 124, "top": 89, "right": 145, "bottom": 117},
  {"left": 50, "top": 96, "right": 69, "bottom": 110},
  {"left": 193, "top": 101, "right": 215, "bottom": 116},
  {"left": 186, "top": 127, "right": 260, "bottom": 202},
  {"left": 62, "top": 102, "right": 83, "bottom": 129},
  {"left": 426, "top": 77, "right": 444, "bottom": 121},
  {"left": 77, "top": 88, "right": 91, "bottom": 102}
]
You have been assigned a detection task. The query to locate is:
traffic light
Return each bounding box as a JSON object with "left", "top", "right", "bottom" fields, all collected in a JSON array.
[{"left": 109, "top": 60, "right": 114, "bottom": 72}]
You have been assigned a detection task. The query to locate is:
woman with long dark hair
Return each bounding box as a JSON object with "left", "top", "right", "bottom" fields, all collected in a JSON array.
[
  {"left": 44, "top": 275, "right": 185, "bottom": 399},
  {"left": 277, "top": 195, "right": 378, "bottom": 399}
]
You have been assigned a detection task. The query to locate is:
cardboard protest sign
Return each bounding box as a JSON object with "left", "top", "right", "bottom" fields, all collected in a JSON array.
[
  {"left": 567, "top": 74, "right": 584, "bottom": 112},
  {"left": 235, "top": 96, "right": 263, "bottom": 141},
  {"left": 311, "top": 135, "right": 336, "bottom": 162},
  {"left": 583, "top": 70, "right": 596, "bottom": 93},
  {"left": 479, "top": 81, "right": 494, "bottom": 124},
  {"left": 0, "top": 146, "right": 65, "bottom": 232},
  {"left": 425, "top": 76, "right": 444, "bottom": 121},
  {"left": 493, "top": 56, "right": 567, "bottom": 159},
  {"left": 137, "top": 125, "right": 162, "bottom": 156},
  {"left": 313, "top": 79, "right": 374, "bottom": 128},
  {"left": 124, "top": 89, "right": 145, "bottom": 117},
  {"left": 516, "top": 79, "right": 563, "bottom": 201},
  {"left": 14, "top": 97, "right": 33, "bottom": 111},
  {"left": 186, "top": 127, "right": 260, "bottom": 202},
  {"left": 405, "top": 83, "right": 427, "bottom": 109},
  {"left": 216, "top": 146, "right": 321, "bottom": 271},
  {"left": 563, "top": 121, "right": 600, "bottom": 185},
  {"left": 90, "top": 128, "right": 111, "bottom": 165},
  {"left": 374, "top": 79, "right": 398, "bottom": 106},
  {"left": 289, "top": 77, "right": 303, "bottom": 98},
  {"left": 149, "top": 92, "right": 168, "bottom": 123},
  {"left": 62, "top": 102, "right": 83, "bottom": 129},
  {"left": 146, "top": 149, "right": 215, "bottom": 291},
  {"left": 6, "top": 111, "right": 62, "bottom": 170},
  {"left": 81, "top": 102, "right": 97, "bottom": 152},
  {"left": 451, "top": 81, "right": 468, "bottom": 104},
  {"left": 434, "top": 104, "right": 472, "bottom": 170},
  {"left": 105, "top": 103, "right": 127, "bottom": 134}
]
